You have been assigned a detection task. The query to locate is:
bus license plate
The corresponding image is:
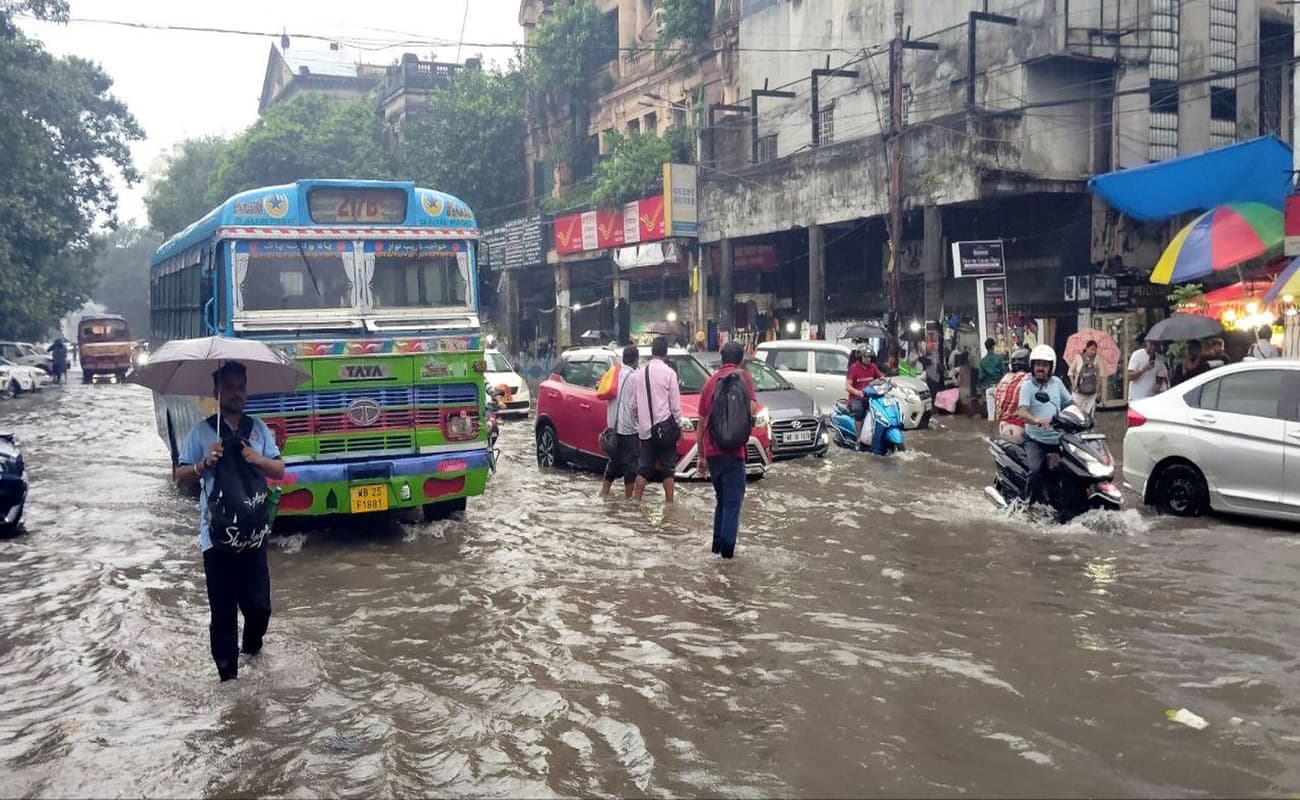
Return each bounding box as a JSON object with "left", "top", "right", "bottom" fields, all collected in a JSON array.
[
  {"left": 350, "top": 485, "right": 389, "bottom": 514},
  {"left": 782, "top": 430, "right": 814, "bottom": 444}
]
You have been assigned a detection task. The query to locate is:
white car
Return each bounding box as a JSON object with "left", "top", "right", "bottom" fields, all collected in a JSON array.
[
  {"left": 755, "top": 340, "right": 932, "bottom": 429},
  {"left": 484, "top": 349, "right": 531, "bottom": 417},
  {"left": 0, "top": 341, "right": 51, "bottom": 374},
  {"left": 1123, "top": 360, "right": 1300, "bottom": 523},
  {"left": 0, "top": 357, "right": 51, "bottom": 397}
]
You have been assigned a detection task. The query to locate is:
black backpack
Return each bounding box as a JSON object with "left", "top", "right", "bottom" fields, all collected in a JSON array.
[
  {"left": 1076, "top": 357, "right": 1099, "bottom": 395},
  {"left": 205, "top": 415, "right": 271, "bottom": 552},
  {"left": 707, "top": 372, "right": 752, "bottom": 451}
]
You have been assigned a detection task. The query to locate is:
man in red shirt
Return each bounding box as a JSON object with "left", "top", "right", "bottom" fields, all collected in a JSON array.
[
  {"left": 696, "top": 341, "right": 758, "bottom": 559},
  {"left": 992, "top": 346, "right": 1031, "bottom": 443},
  {"left": 845, "top": 347, "right": 884, "bottom": 446}
]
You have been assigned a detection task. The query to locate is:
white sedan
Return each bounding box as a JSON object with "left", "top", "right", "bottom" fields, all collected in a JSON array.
[
  {"left": 0, "top": 357, "right": 51, "bottom": 397},
  {"left": 1123, "top": 360, "right": 1300, "bottom": 523},
  {"left": 484, "top": 349, "right": 531, "bottom": 417}
]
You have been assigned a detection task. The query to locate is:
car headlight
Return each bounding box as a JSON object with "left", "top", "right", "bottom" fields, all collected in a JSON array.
[
  {"left": 754, "top": 408, "right": 770, "bottom": 428},
  {"left": 136, "top": 352, "right": 150, "bottom": 365},
  {"left": 681, "top": 416, "right": 699, "bottom": 432}
]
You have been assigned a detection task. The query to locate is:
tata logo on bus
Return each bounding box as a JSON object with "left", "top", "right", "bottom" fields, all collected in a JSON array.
[
  {"left": 337, "top": 363, "right": 392, "bottom": 381},
  {"left": 345, "top": 398, "right": 383, "bottom": 427}
]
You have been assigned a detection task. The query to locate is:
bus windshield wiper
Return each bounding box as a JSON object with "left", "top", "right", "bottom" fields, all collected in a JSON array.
[{"left": 295, "top": 241, "right": 322, "bottom": 297}]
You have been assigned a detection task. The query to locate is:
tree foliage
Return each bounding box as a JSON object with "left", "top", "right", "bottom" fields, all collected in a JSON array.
[
  {"left": 655, "top": 0, "right": 713, "bottom": 52},
  {"left": 0, "top": 0, "right": 143, "bottom": 339},
  {"left": 587, "top": 129, "right": 695, "bottom": 210},
  {"left": 89, "top": 222, "right": 160, "bottom": 336},
  {"left": 524, "top": 0, "right": 613, "bottom": 105},
  {"left": 397, "top": 68, "right": 526, "bottom": 227},
  {"left": 144, "top": 136, "right": 228, "bottom": 238},
  {"left": 207, "top": 94, "right": 395, "bottom": 205}
]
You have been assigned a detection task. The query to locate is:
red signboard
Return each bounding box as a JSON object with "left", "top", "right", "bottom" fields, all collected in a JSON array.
[
  {"left": 709, "top": 244, "right": 780, "bottom": 273},
  {"left": 1285, "top": 194, "right": 1300, "bottom": 257},
  {"left": 554, "top": 195, "right": 666, "bottom": 255}
]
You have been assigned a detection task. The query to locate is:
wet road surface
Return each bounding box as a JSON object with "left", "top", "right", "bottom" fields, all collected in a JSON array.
[{"left": 1, "top": 381, "right": 1299, "bottom": 797}]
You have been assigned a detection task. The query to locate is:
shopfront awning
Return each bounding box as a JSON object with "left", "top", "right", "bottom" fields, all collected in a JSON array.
[{"left": 1088, "top": 136, "right": 1293, "bottom": 223}]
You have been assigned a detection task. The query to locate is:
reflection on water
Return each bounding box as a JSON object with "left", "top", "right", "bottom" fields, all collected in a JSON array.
[{"left": 1, "top": 385, "right": 1299, "bottom": 797}]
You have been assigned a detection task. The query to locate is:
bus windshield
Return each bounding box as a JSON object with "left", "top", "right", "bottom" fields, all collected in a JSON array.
[
  {"left": 80, "top": 319, "right": 128, "bottom": 342},
  {"left": 241, "top": 242, "right": 353, "bottom": 311},
  {"left": 371, "top": 246, "right": 469, "bottom": 309}
]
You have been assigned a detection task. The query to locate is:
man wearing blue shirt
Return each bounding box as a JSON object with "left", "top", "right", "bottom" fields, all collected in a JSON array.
[
  {"left": 1016, "top": 344, "right": 1074, "bottom": 505},
  {"left": 174, "top": 362, "right": 285, "bottom": 682}
]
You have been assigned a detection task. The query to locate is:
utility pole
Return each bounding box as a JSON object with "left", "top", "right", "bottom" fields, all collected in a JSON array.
[{"left": 887, "top": 2, "right": 938, "bottom": 333}]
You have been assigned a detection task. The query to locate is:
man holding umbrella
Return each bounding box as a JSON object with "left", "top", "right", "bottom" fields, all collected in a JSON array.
[{"left": 173, "top": 361, "right": 285, "bottom": 682}]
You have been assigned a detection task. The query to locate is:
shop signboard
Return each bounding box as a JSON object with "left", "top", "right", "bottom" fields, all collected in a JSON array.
[
  {"left": 1286, "top": 194, "right": 1300, "bottom": 257},
  {"left": 554, "top": 196, "right": 667, "bottom": 255},
  {"left": 480, "top": 216, "right": 544, "bottom": 270},
  {"left": 976, "top": 277, "right": 1011, "bottom": 354},
  {"left": 1091, "top": 275, "right": 1120, "bottom": 308},
  {"left": 663, "top": 163, "right": 698, "bottom": 237},
  {"left": 951, "top": 240, "right": 1006, "bottom": 279}
]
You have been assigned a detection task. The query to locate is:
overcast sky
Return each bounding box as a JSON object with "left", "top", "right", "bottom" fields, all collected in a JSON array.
[{"left": 19, "top": 0, "right": 523, "bottom": 227}]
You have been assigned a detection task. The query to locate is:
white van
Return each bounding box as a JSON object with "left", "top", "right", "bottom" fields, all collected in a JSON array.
[{"left": 756, "top": 340, "right": 932, "bottom": 429}]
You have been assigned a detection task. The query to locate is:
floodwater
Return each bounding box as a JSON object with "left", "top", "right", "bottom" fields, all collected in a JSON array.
[{"left": 1, "top": 381, "right": 1299, "bottom": 798}]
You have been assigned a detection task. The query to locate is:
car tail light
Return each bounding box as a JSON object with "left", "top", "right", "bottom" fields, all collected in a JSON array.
[{"left": 1126, "top": 407, "right": 1147, "bottom": 427}]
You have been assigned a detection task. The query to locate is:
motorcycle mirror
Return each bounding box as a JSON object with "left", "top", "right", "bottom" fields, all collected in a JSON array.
[{"left": 1034, "top": 391, "right": 1050, "bottom": 403}]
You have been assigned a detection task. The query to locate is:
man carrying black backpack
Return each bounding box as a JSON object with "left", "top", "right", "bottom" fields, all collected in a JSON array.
[
  {"left": 696, "top": 341, "right": 758, "bottom": 559},
  {"left": 174, "top": 361, "right": 285, "bottom": 682}
]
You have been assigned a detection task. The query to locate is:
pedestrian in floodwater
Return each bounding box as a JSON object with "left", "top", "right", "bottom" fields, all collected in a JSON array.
[
  {"left": 696, "top": 340, "right": 757, "bottom": 558},
  {"left": 633, "top": 336, "right": 682, "bottom": 504},
  {"left": 47, "top": 339, "right": 68, "bottom": 385},
  {"left": 174, "top": 361, "right": 284, "bottom": 682},
  {"left": 600, "top": 345, "right": 640, "bottom": 499}
]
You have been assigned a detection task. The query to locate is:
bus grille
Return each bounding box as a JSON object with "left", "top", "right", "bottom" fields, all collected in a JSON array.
[{"left": 319, "top": 433, "right": 415, "bottom": 455}]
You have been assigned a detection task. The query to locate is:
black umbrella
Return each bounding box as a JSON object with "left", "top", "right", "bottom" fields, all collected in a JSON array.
[
  {"left": 644, "top": 320, "right": 687, "bottom": 337},
  {"left": 842, "top": 322, "right": 890, "bottom": 341},
  {"left": 1144, "top": 313, "right": 1224, "bottom": 342}
]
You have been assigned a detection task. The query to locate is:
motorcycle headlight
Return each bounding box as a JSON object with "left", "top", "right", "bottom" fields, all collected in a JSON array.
[
  {"left": 136, "top": 352, "right": 150, "bottom": 366},
  {"left": 1064, "top": 442, "right": 1112, "bottom": 478},
  {"left": 681, "top": 416, "right": 699, "bottom": 432}
]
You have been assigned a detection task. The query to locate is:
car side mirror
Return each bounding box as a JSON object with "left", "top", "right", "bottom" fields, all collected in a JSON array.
[{"left": 1034, "top": 391, "right": 1051, "bottom": 403}]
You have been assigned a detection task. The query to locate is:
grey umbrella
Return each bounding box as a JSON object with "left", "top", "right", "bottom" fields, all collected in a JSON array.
[
  {"left": 644, "top": 320, "right": 687, "bottom": 337},
  {"left": 842, "top": 323, "right": 890, "bottom": 341},
  {"left": 1144, "top": 313, "right": 1224, "bottom": 342}
]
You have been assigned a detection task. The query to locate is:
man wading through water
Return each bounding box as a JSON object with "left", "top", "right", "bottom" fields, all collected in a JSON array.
[
  {"left": 175, "top": 362, "right": 284, "bottom": 681},
  {"left": 696, "top": 341, "right": 758, "bottom": 558}
]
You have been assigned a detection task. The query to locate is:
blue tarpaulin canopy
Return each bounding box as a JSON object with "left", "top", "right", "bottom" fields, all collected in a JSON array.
[{"left": 1088, "top": 135, "right": 1293, "bottom": 223}]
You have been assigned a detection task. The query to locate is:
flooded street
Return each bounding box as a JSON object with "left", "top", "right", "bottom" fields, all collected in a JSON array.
[{"left": 2, "top": 381, "right": 1299, "bottom": 798}]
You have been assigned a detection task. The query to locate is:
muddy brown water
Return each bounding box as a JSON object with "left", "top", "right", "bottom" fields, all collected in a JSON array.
[{"left": 1, "top": 382, "right": 1298, "bottom": 797}]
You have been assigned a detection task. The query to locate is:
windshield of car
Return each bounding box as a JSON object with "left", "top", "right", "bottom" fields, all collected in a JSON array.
[
  {"left": 0, "top": 357, "right": 18, "bottom": 367},
  {"left": 485, "top": 352, "right": 514, "bottom": 373},
  {"left": 666, "top": 354, "right": 711, "bottom": 395},
  {"left": 745, "top": 359, "right": 793, "bottom": 391}
]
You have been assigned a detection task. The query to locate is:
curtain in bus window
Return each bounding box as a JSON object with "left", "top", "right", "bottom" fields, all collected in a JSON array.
[
  {"left": 236, "top": 241, "right": 354, "bottom": 312},
  {"left": 368, "top": 241, "right": 469, "bottom": 309}
]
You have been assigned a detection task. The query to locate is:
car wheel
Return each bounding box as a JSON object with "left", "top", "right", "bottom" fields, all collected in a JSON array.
[
  {"left": 1156, "top": 463, "right": 1208, "bottom": 517},
  {"left": 422, "top": 497, "right": 466, "bottom": 522},
  {"left": 536, "top": 422, "right": 561, "bottom": 468}
]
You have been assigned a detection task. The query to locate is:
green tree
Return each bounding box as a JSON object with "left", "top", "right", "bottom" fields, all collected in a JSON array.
[
  {"left": 397, "top": 68, "right": 526, "bottom": 226},
  {"left": 588, "top": 130, "right": 694, "bottom": 209},
  {"left": 89, "top": 222, "right": 161, "bottom": 336},
  {"left": 145, "top": 136, "right": 228, "bottom": 238},
  {"left": 206, "top": 94, "right": 395, "bottom": 206},
  {"left": 0, "top": 0, "right": 143, "bottom": 339},
  {"left": 655, "top": 0, "right": 713, "bottom": 53}
]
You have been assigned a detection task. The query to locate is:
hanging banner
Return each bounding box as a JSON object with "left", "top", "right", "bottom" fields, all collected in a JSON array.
[
  {"left": 951, "top": 240, "right": 1006, "bottom": 278},
  {"left": 976, "top": 277, "right": 1010, "bottom": 354},
  {"left": 554, "top": 195, "right": 666, "bottom": 255},
  {"left": 663, "top": 163, "right": 698, "bottom": 237},
  {"left": 1285, "top": 194, "right": 1300, "bottom": 257}
]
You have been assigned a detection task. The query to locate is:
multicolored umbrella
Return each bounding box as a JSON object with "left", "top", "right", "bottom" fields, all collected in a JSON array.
[
  {"left": 1063, "top": 329, "right": 1121, "bottom": 377},
  {"left": 1262, "top": 256, "right": 1300, "bottom": 304},
  {"left": 1150, "top": 202, "right": 1283, "bottom": 285}
]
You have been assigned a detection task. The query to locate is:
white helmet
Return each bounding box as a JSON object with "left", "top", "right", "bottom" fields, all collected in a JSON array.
[{"left": 1029, "top": 344, "right": 1056, "bottom": 367}]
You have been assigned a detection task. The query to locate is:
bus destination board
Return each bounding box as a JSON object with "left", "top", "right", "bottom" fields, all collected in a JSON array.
[{"left": 308, "top": 188, "right": 407, "bottom": 224}]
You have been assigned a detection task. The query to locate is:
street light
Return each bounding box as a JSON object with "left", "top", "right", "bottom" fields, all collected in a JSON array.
[
  {"left": 572, "top": 302, "right": 582, "bottom": 312},
  {"left": 665, "top": 310, "right": 678, "bottom": 322},
  {"left": 785, "top": 321, "right": 797, "bottom": 334},
  {"left": 908, "top": 319, "right": 922, "bottom": 333}
]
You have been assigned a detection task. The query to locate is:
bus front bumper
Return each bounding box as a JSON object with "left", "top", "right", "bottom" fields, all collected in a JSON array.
[{"left": 270, "top": 450, "right": 491, "bottom": 516}]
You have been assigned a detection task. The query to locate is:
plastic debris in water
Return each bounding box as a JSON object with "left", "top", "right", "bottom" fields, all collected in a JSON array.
[{"left": 1166, "top": 708, "right": 1209, "bottom": 730}]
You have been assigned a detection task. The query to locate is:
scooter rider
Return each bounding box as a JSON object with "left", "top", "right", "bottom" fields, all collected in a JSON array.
[
  {"left": 1015, "top": 345, "right": 1074, "bottom": 504},
  {"left": 993, "top": 346, "right": 1032, "bottom": 444},
  {"left": 845, "top": 346, "right": 884, "bottom": 448}
]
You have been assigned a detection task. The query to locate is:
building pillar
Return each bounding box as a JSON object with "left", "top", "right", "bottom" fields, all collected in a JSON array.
[
  {"left": 719, "top": 238, "right": 735, "bottom": 334},
  {"left": 808, "top": 224, "right": 825, "bottom": 339},
  {"left": 502, "top": 270, "right": 521, "bottom": 354},
  {"left": 922, "top": 205, "right": 943, "bottom": 324},
  {"left": 554, "top": 262, "right": 572, "bottom": 350}
]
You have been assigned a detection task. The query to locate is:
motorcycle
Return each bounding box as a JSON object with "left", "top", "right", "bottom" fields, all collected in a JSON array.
[
  {"left": 0, "top": 430, "right": 27, "bottom": 536},
  {"left": 984, "top": 398, "right": 1122, "bottom": 522},
  {"left": 829, "top": 379, "right": 906, "bottom": 455}
]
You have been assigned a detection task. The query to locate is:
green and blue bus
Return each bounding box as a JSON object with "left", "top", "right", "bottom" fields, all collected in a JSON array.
[{"left": 149, "top": 179, "right": 492, "bottom": 521}]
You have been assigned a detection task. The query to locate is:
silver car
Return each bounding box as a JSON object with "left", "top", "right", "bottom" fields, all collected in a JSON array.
[{"left": 1123, "top": 360, "right": 1300, "bottom": 523}]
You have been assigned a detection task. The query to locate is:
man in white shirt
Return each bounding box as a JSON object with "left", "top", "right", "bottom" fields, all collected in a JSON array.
[
  {"left": 1127, "top": 336, "right": 1165, "bottom": 402},
  {"left": 1249, "top": 325, "right": 1278, "bottom": 359}
]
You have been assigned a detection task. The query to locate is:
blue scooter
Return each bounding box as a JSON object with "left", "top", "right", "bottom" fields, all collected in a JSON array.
[{"left": 829, "top": 380, "right": 906, "bottom": 455}]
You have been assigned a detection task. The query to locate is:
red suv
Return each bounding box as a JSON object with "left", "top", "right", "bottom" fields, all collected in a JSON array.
[{"left": 535, "top": 345, "right": 774, "bottom": 479}]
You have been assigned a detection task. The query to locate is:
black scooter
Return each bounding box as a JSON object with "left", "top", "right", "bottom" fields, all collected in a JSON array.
[{"left": 984, "top": 395, "right": 1122, "bottom": 522}]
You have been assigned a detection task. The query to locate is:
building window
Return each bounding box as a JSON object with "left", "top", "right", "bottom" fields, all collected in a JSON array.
[
  {"left": 1148, "top": 0, "right": 1179, "bottom": 162},
  {"left": 627, "top": 118, "right": 641, "bottom": 135},
  {"left": 644, "top": 111, "right": 658, "bottom": 135},
  {"left": 673, "top": 107, "right": 687, "bottom": 129},
  {"left": 818, "top": 105, "right": 835, "bottom": 146},
  {"left": 757, "top": 134, "right": 778, "bottom": 163},
  {"left": 1208, "top": 0, "right": 1238, "bottom": 147}
]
